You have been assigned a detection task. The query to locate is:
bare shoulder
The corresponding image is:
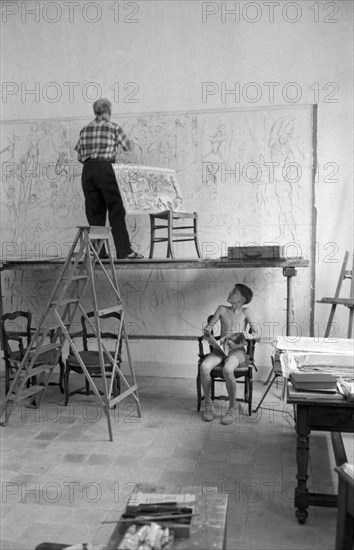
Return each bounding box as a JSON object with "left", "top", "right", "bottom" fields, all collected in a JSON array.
[
  {"left": 243, "top": 306, "right": 255, "bottom": 318},
  {"left": 217, "top": 304, "right": 230, "bottom": 316}
]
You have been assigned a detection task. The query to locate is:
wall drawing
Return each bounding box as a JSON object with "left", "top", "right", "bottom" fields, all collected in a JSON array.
[{"left": 0, "top": 106, "right": 316, "bottom": 348}]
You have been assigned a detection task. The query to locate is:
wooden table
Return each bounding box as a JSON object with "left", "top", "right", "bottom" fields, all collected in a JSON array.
[
  {"left": 34, "top": 491, "right": 228, "bottom": 550},
  {"left": 287, "top": 386, "right": 354, "bottom": 524}
]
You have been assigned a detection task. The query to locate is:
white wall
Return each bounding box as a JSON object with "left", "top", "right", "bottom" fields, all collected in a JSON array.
[{"left": 1, "top": 0, "right": 353, "bottom": 376}]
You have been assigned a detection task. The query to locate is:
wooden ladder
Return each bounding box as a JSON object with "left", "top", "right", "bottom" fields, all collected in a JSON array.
[
  {"left": 317, "top": 250, "right": 354, "bottom": 338},
  {"left": 0, "top": 226, "right": 141, "bottom": 440}
]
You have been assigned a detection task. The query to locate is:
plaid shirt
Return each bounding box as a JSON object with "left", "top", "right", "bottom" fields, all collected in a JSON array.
[{"left": 75, "top": 118, "right": 130, "bottom": 163}]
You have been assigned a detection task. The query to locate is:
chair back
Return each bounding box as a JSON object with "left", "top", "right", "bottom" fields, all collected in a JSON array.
[
  {"left": 1, "top": 311, "right": 32, "bottom": 361},
  {"left": 81, "top": 311, "right": 123, "bottom": 357}
]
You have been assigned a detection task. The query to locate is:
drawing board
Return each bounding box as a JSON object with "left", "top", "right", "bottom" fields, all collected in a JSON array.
[{"left": 112, "top": 164, "right": 183, "bottom": 214}]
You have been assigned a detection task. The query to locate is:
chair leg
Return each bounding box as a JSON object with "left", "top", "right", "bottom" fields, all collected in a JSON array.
[
  {"left": 196, "top": 367, "right": 202, "bottom": 411},
  {"left": 58, "top": 356, "right": 65, "bottom": 394},
  {"left": 167, "top": 212, "right": 175, "bottom": 259},
  {"left": 193, "top": 213, "right": 202, "bottom": 258},
  {"left": 248, "top": 379, "right": 253, "bottom": 416},
  {"left": 210, "top": 378, "right": 215, "bottom": 401},
  {"left": 5, "top": 366, "right": 10, "bottom": 395},
  {"left": 149, "top": 215, "right": 155, "bottom": 259},
  {"left": 64, "top": 367, "right": 70, "bottom": 406}
]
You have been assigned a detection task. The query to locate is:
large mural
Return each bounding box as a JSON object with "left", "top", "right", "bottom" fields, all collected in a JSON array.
[{"left": 0, "top": 106, "right": 315, "bottom": 355}]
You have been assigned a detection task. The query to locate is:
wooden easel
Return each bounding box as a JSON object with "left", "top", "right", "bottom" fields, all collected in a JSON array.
[{"left": 317, "top": 251, "right": 354, "bottom": 338}]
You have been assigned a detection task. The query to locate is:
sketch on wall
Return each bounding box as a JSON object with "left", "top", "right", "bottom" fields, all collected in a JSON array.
[
  {"left": 0, "top": 105, "right": 315, "bottom": 261},
  {"left": 0, "top": 106, "right": 316, "bottom": 337},
  {"left": 112, "top": 164, "right": 183, "bottom": 214}
]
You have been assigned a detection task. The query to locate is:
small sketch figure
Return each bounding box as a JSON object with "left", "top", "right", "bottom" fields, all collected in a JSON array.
[
  {"left": 268, "top": 116, "right": 299, "bottom": 241},
  {"left": 203, "top": 123, "right": 233, "bottom": 160},
  {"left": 19, "top": 142, "right": 40, "bottom": 204},
  {"left": 55, "top": 152, "right": 70, "bottom": 180},
  {"left": 201, "top": 123, "right": 233, "bottom": 190}
]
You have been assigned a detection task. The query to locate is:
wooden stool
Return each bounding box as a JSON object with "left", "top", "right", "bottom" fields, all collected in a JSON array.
[{"left": 149, "top": 211, "right": 201, "bottom": 259}]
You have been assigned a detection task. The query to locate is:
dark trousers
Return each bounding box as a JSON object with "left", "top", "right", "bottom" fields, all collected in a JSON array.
[{"left": 81, "top": 160, "right": 132, "bottom": 258}]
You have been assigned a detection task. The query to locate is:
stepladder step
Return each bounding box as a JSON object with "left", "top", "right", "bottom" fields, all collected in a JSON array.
[
  {"left": 16, "top": 385, "right": 45, "bottom": 401},
  {"left": 31, "top": 343, "right": 62, "bottom": 356},
  {"left": 51, "top": 298, "right": 80, "bottom": 306},
  {"left": 26, "top": 364, "right": 57, "bottom": 378},
  {"left": 86, "top": 226, "right": 112, "bottom": 239},
  {"left": 97, "top": 305, "right": 123, "bottom": 316},
  {"left": 62, "top": 275, "right": 88, "bottom": 282}
]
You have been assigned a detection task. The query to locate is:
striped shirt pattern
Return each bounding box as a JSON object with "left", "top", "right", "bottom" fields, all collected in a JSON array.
[{"left": 75, "top": 118, "right": 129, "bottom": 163}]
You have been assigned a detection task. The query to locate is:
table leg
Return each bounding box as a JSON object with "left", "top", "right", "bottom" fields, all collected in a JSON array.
[
  {"left": 283, "top": 266, "right": 297, "bottom": 336},
  {"left": 294, "top": 405, "right": 311, "bottom": 524}
]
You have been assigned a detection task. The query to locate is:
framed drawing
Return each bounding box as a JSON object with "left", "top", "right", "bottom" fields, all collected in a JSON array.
[{"left": 112, "top": 164, "right": 183, "bottom": 215}]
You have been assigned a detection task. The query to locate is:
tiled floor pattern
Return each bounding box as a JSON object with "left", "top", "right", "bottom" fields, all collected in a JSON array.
[{"left": 0, "top": 375, "right": 350, "bottom": 550}]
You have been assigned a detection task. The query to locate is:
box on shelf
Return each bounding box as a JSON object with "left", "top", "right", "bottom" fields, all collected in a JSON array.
[{"left": 227, "top": 245, "right": 295, "bottom": 260}]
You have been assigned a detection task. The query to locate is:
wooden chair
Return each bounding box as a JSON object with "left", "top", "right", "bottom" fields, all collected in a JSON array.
[
  {"left": 0, "top": 310, "right": 64, "bottom": 395},
  {"left": 334, "top": 463, "right": 354, "bottom": 550},
  {"left": 196, "top": 318, "right": 257, "bottom": 416},
  {"left": 149, "top": 211, "right": 201, "bottom": 259},
  {"left": 64, "top": 311, "right": 121, "bottom": 405}
]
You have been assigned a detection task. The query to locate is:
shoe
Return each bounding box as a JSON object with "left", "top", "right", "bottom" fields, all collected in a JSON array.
[
  {"left": 122, "top": 252, "right": 144, "bottom": 260},
  {"left": 99, "top": 252, "right": 109, "bottom": 260},
  {"left": 221, "top": 409, "right": 236, "bottom": 425},
  {"left": 202, "top": 405, "right": 215, "bottom": 422}
]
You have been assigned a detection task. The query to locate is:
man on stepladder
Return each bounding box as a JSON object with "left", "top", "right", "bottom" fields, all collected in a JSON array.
[{"left": 75, "top": 98, "right": 143, "bottom": 260}]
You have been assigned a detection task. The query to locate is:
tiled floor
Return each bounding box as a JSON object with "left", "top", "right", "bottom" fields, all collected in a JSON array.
[{"left": 0, "top": 374, "right": 350, "bottom": 550}]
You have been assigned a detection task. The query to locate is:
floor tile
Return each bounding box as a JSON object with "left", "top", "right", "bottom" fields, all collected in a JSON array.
[{"left": 0, "top": 377, "right": 343, "bottom": 550}]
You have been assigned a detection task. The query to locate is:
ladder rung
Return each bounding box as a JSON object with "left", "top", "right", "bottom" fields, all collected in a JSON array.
[
  {"left": 31, "top": 343, "right": 62, "bottom": 355},
  {"left": 28, "top": 365, "right": 56, "bottom": 377},
  {"left": 51, "top": 299, "right": 80, "bottom": 306},
  {"left": 97, "top": 306, "right": 123, "bottom": 316},
  {"left": 17, "top": 385, "right": 45, "bottom": 400},
  {"left": 88, "top": 228, "right": 111, "bottom": 239},
  {"left": 63, "top": 275, "right": 88, "bottom": 281}
]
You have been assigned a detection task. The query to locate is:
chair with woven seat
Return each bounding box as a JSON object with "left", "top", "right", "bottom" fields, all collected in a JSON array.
[
  {"left": 149, "top": 211, "right": 201, "bottom": 259},
  {"left": 0, "top": 310, "right": 64, "bottom": 395},
  {"left": 64, "top": 311, "right": 121, "bottom": 405},
  {"left": 196, "top": 317, "right": 257, "bottom": 416}
]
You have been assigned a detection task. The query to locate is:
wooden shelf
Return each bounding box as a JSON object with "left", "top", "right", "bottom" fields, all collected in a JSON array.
[{"left": 0, "top": 257, "right": 309, "bottom": 271}]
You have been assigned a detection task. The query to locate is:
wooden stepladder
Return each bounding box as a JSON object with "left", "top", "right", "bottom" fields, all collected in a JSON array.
[
  {"left": 0, "top": 226, "right": 141, "bottom": 440},
  {"left": 317, "top": 250, "right": 354, "bottom": 338}
]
